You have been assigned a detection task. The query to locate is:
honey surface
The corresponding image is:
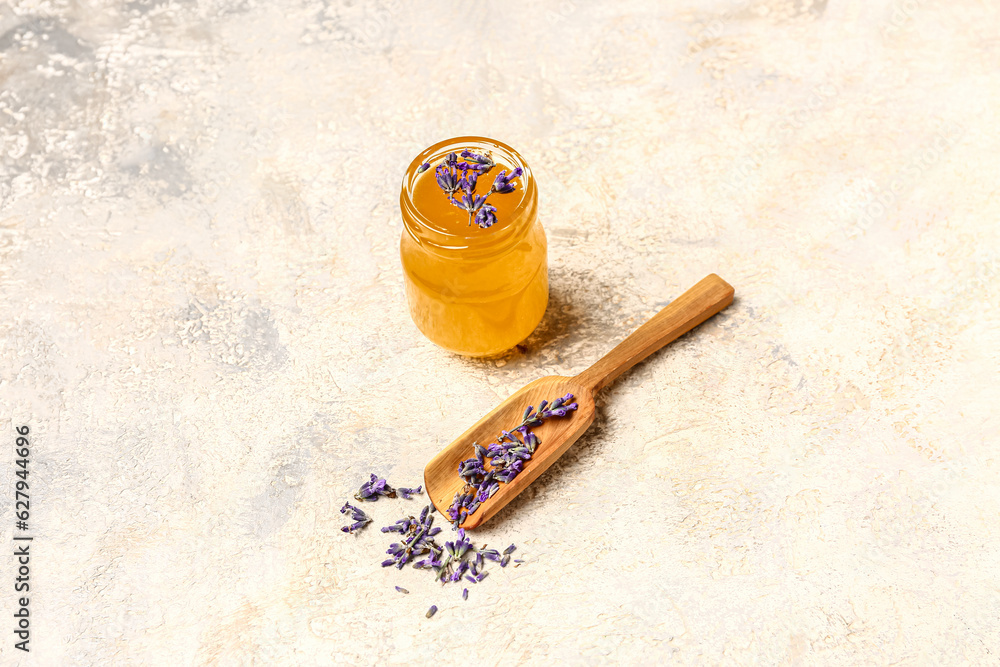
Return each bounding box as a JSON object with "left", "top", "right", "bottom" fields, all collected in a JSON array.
[{"left": 410, "top": 156, "right": 524, "bottom": 237}]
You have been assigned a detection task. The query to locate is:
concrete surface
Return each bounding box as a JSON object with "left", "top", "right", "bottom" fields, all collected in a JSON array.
[{"left": 1, "top": 0, "right": 998, "bottom": 664}]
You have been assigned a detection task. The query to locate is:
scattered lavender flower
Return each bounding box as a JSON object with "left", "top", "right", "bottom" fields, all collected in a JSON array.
[
  {"left": 398, "top": 485, "right": 423, "bottom": 500},
  {"left": 446, "top": 394, "right": 578, "bottom": 528},
  {"left": 423, "top": 147, "right": 523, "bottom": 227},
  {"left": 355, "top": 474, "right": 396, "bottom": 502},
  {"left": 395, "top": 586, "right": 409, "bottom": 594},
  {"left": 426, "top": 605, "right": 437, "bottom": 619},
  {"left": 463, "top": 588, "right": 469, "bottom": 601},
  {"left": 340, "top": 502, "right": 372, "bottom": 534}
]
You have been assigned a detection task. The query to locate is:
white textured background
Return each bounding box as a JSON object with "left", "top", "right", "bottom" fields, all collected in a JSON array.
[{"left": 1, "top": 0, "right": 998, "bottom": 664}]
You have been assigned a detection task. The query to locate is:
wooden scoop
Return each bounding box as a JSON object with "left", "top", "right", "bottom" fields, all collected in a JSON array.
[{"left": 423, "top": 273, "right": 735, "bottom": 529}]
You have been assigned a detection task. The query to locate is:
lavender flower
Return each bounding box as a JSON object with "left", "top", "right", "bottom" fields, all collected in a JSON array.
[
  {"left": 463, "top": 588, "right": 469, "bottom": 601},
  {"left": 456, "top": 191, "right": 487, "bottom": 217},
  {"left": 474, "top": 203, "right": 497, "bottom": 229},
  {"left": 435, "top": 164, "right": 460, "bottom": 195},
  {"left": 424, "top": 147, "right": 523, "bottom": 227},
  {"left": 426, "top": 605, "right": 437, "bottom": 618},
  {"left": 355, "top": 474, "right": 396, "bottom": 502},
  {"left": 398, "top": 485, "right": 423, "bottom": 500},
  {"left": 444, "top": 394, "right": 578, "bottom": 529},
  {"left": 395, "top": 586, "right": 409, "bottom": 594},
  {"left": 458, "top": 171, "right": 478, "bottom": 195},
  {"left": 461, "top": 149, "right": 495, "bottom": 172},
  {"left": 340, "top": 502, "right": 372, "bottom": 533},
  {"left": 491, "top": 167, "right": 522, "bottom": 194}
]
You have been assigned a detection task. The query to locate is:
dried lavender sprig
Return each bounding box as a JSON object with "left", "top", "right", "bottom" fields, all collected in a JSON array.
[
  {"left": 339, "top": 502, "right": 372, "bottom": 533},
  {"left": 355, "top": 474, "right": 396, "bottom": 502},
  {"left": 398, "top": 485, "right": 423, "bottom": 500},
  {"left": 427, "top": 148, "right": 520, "bottom": 228},
  {"left": 445, "top": 395, "right": 578, "bottom": 528}
]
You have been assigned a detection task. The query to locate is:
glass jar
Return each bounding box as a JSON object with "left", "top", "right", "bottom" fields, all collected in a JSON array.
[{"left": 399, "top": 136, "right": 547, "bottom": 357}]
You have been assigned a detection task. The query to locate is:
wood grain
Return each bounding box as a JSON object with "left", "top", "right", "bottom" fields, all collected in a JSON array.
[{"left": 424, "top": 274, "right": 735, "bottom": 529}]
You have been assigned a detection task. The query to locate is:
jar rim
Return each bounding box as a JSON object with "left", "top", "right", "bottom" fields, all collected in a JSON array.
[{"left": 400, "top": 136, "right": 537, "bottom": 260}]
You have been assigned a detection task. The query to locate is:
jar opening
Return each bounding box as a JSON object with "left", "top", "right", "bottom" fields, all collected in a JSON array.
[{"left": 400, "top": 136, "right": 537, "bottom": 260}]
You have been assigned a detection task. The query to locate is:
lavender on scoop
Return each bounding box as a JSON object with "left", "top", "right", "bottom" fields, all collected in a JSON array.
[{"left": 445, "top": 394, "right": 578, "bottom": 528}]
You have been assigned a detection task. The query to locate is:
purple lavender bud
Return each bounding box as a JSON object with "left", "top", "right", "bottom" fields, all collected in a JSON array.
[
  {"left": 446, "top": 152, "right": 458, "bottom": 165},
  {"left": 428, "top": 527, "right": 442, "bottom": 536},
  {"left": 491, "top": 169, "right": 519, "bottom": 194},
  {"left": 504, "top": 544, "right": 516, "bottom": 555},
  {"left": 460, "top": 149, "right": 495, "bottom": 171},
  {"left": 381, "top": 559, "right": 394, "bottom": 567},
  {"left": 426, "top": 605, "right": 437, "bottom": 618},
  {"left": 416, "top": 162, "right": 431, "bottom": 174},
  {"left": 459, "top": 171, "right": 478, "bottom": 195},
  {"left": 501, "top": 555, "right": 510, "bottom": 568},
  {"left": 435, "top": 164, "right": 460, "bottom": 194},
  {"left": 463, "top": 588, "right": 469, "bottom": 600},
  {"left": 474, "top": 203, "right": 497, "bottom": 229},
  {"left": 395, "top": 586, "right": 409, "bottom": 594},
  {"left": 459, "top": 192, "right": 486, "bottom": 213},
  {"left": 566, "top": 402, "right": 578, "bottom": 411},
  {"left": 465, "top": 575, "right": 477, "bottom": 584},
  {"left": 475, "top": 572, "right": 488, "bottom": 582}
]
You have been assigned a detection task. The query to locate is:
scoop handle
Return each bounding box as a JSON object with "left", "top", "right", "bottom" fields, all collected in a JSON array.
[{"left": 574, "top": 274, "right": 735, "bottom": 393}]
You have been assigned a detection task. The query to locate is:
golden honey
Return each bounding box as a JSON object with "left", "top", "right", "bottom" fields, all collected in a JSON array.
[{"left": 399, "top": 137, "right": 547, "bottom": 357}]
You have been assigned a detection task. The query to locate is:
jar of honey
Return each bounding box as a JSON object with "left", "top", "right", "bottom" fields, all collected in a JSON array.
[{"left": 399, "top": 136, "right": 547, "bottom": 357}]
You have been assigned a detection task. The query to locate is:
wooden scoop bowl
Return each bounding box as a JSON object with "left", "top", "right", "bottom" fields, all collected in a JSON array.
[{"left": 423, "top": 274, "right": 735, "bottom": 529}]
